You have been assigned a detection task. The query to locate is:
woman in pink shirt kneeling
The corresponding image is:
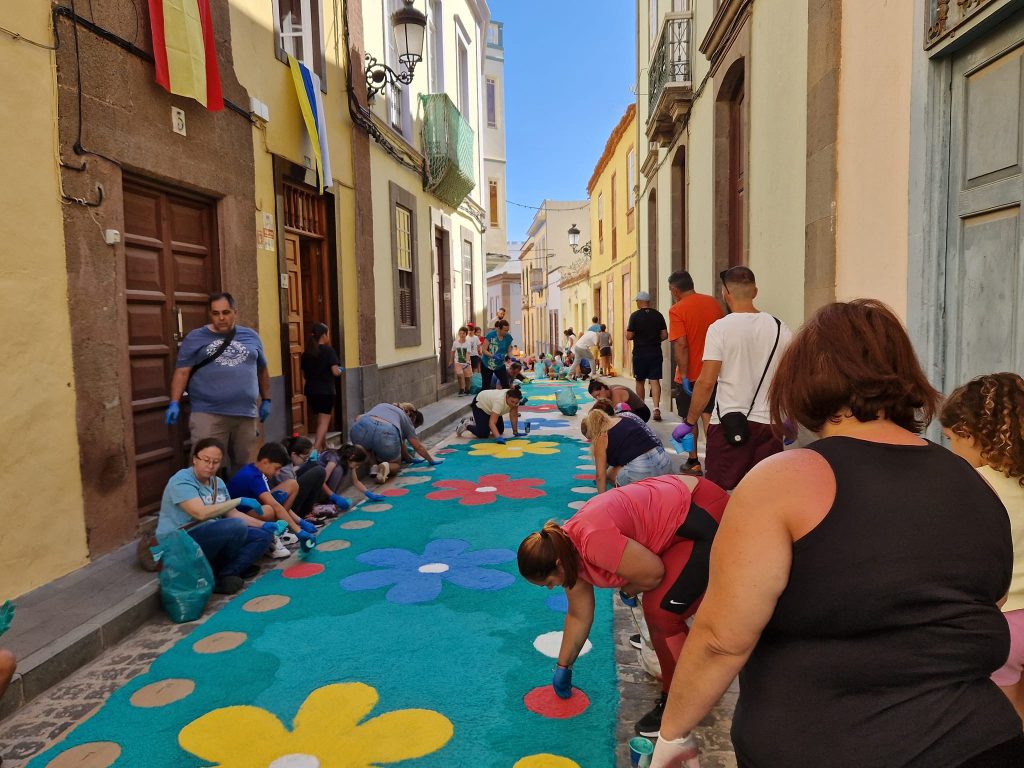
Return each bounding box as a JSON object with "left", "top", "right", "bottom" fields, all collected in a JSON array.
[{"left": 517, "top": 475, "right": 728, "bottom": 739}]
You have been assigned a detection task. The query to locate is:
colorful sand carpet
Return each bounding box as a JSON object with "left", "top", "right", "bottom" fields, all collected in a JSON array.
[{"left": 29, "top": 381, "right": 615, "bottom": 768}]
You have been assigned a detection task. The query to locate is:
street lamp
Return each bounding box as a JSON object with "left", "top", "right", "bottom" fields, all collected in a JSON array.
[
  {"left": 365, "top": 0, "right": 428, "bottom": 99},
  {"left": 567, "top": 224, "right": 592, "bottom": 257}
]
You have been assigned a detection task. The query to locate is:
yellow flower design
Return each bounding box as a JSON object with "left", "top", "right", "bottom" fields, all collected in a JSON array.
[
  {"left": 514, "top": 755, "right": 581, "bottom": 768},
  {"left": 469, "top": 440, "right": 560, "bottom": 459},
  {"left": 523, "top": 394, "right": 557, "bottom": 401},
  {"left": 178, "top": 683, "right": 453, "bottom": 768}
]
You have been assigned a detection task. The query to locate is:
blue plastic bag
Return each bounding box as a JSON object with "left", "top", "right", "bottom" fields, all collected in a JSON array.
[
  {"left": 152, "top": 529, "right": 213, "bottom": 623},
  {"left": 469, "top": 372, "right": 483, "bottom": 395},
  {"left": 555, "top": 387, "right": 579, "bottom": 416}
]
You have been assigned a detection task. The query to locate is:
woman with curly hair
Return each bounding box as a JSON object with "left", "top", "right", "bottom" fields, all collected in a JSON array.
[
  {"left": 942, "top": 372, "right": 1024, "bottom": 720},
  {"left": 650, "top": 300, "right": 1022, "bottom": 768}
]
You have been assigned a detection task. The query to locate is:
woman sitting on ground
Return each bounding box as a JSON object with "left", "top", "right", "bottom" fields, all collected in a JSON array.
[
  {"left": 583, "top": 400, "right": 671, "bottom": 492},
  {"left": 276, "top": 435, "right": 344, "bottom": 519},
  {"left": 157, "top": 438, "right": 272, "bottom": 595},
  {"left": 317, "top": 442, "right": 385, "bottom": 502},
  {"left": 456, "top": 386, "right": 525, "bottom": 442},
  {"left": 350, "top": 402, "right": 440, "bottom": 483},
  {"left": 518, "top": 475, "right": 729, "bottom": 738},
  {"left": 650, "top": 300, "right": 1024, "bottom": 768}
]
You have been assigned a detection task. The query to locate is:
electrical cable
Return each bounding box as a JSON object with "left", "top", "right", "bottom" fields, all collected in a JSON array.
[{"left": 0, "top": 23, "right": 57, "bottom": 50}]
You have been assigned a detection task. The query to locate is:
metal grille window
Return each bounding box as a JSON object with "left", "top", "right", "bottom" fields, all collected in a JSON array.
[
  {"left": 396, "top": 205, "right": 414, "bottom": 326},
  {"left": 489, "top": 181, "right": 499, "bottom": 226},
  {"left": 486, "top": 78, "right": 497, "bottom": 127}
]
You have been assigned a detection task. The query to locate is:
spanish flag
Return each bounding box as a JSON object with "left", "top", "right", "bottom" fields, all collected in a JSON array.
[{"left": 148, "top": 0, "right": 224, "bottom": 111}]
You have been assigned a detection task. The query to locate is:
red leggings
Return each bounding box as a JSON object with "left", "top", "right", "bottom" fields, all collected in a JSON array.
[{"left": 642, "top": 479, "right": 728, "bottom": 691}]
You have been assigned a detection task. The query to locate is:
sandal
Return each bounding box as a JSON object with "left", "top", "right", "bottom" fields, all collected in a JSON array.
[
  {"left": 679, "top": 459, "right": 704, "bottom": 477},
  {"left": 653, "top": 408, "right": 662, "bottom": 421}
]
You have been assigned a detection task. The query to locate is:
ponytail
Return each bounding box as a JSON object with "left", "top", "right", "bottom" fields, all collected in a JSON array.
[
  {"left": 581, "top": 404, "right": 614, "bottom": 440},
  {"left": 517, "top": 521, "right": 580, "bottom": 589},
  {"left": 304, "top": 322, "right": 329, "bottom": 358}
]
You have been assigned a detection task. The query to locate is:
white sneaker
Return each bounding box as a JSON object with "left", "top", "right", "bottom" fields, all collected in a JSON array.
[
  {"left": 455, "top": 418, "right": 469, "bottom": 438},
  {"left": 267, "top": 537, "right": 290, "bottom": 559},
  {"left": 279, "top": 532, "right": 299, "bottom": 546},
  {"left": 377, "top": 462, "right": 391, "bottom": 483}
]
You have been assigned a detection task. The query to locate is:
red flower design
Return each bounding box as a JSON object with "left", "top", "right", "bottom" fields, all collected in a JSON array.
[
  {"left": 520, "top": 404, "right": 558, "bottom": 413},
  {"left": 425, "top": 474, "right": 546, "bottom": 506}
]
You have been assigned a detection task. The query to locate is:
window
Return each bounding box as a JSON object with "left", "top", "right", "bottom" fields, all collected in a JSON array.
[
  {"left": 463, "top": 238, "right": 474, "bottom": 320},
  {"left": 649, "top": 0, "right": 658, "bottom": 48},
  {"left": 428, "top": 0, "right": 443, "bottom": 93},
  {"left": 487, "top": 22, "right": 500, "bottom": 46},
  {"left": 456, "top": 22, "right": 471, "bottom": 119},
  {"left": 486, "top": 78, "right": 497, "bottom": 128},
  {"left": 611, "top": 173, "right": 618, "bottom": 260},
  {"left": 390, "top": 182, "right": 420, "bottom": 346},
  {"left": 275, "top": 0, "right": 324, "bottom": 80},
  {"left": 598, "top": 192, "right": 604, "bottom": 254},
  {"left": 489, "top": 180, "right": 499, "bottom": 227},
  {"left": 627, "top": 149, "right": 636, "bottom": 210}
]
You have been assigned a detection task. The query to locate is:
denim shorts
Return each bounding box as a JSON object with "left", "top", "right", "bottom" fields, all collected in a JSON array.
[
  {"left": 350, "top": 417, "right": 403, "bottom": 462},
  {"left": 615, "top": 447, "right": 672, "bottom": 486}
]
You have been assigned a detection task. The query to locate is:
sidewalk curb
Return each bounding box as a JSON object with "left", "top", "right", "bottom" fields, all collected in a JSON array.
[{"left": 0, "top": 394, "right": 470, "bottom": 723}]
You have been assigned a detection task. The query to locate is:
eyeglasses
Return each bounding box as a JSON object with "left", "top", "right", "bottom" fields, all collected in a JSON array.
[
  {"left": 720, "top": 269, "right": 730, "bottom": 288},
  {"left": 194, "top": 455, "right": 222, "bottom": 466}
]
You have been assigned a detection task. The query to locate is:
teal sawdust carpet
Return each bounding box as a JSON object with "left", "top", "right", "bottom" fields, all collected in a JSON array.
[{"left": 29, "top": 414, "right": 615, "bottom": 767}]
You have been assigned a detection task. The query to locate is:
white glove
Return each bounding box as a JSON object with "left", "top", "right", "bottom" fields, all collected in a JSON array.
[{"left": 649, "top": 732, "right": 701, "bottom": 768}]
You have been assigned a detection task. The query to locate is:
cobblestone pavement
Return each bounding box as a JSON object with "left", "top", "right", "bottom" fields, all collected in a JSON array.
[{"left": 0, "top": 385, "right": 739, "bottom": 766}]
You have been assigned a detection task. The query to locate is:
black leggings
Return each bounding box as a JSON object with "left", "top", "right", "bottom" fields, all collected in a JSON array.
[
  {"left": 481, "top": 365, "right": 511, "bottom": 390},
  {"left": 292, "top": 464, "right": 327, "bottom": 518},
  {"left": 737, "top": 735, "right": 1024, "bottom": 768},
  {"left": 468, "top": 400, "right": 504, "bottom": 439},
  {"left": 658, "top": 502, "right": 720, "bottom": 615}
]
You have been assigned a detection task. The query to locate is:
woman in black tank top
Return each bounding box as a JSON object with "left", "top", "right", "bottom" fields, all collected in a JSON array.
[{"left": 649, "top": 300, "right": 1023, "bottom": 768}]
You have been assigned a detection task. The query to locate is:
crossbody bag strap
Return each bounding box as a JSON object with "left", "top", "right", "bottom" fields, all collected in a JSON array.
[
  {"left": 187, "top": 325, "right": 237, "bottom": 383},
  {"left": 745, "top": 317, "right": 782, "bottom": 418}
]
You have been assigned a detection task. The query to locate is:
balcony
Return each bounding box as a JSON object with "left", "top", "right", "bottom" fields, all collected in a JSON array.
[
  {"left": 421, "top": 94, "right": 475, "bottom": 209},
  {"left": 647, "top": 13, "right": 693, "bottom": 147}
]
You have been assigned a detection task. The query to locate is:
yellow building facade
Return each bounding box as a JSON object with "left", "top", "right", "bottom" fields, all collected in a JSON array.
[
  {"left": 588, "top": 104, "right": 639, "bottom": 375},
  {"left": 0, "top": 3, "right": 89, "bottom": 599}
]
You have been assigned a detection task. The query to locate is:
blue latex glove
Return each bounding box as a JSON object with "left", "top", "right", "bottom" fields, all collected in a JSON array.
[
  {"left": 237, "top": 497, "right": 264, "bottom": 513},
  {"left": 682, "top": 377, "right": 694, "bottom": 395},
  {"left": 261, "top": 522, "right": 280, "bottom": 534},
  {"left": 299, "top": 519, "right": 317, "bottom": 534},
  {"left": 428, "top": 458, "right": 444, "bottom": 466},
  {"left": 164, "top": 401, "right": 180, "bottom": 426},
  {"left": 407, "top": 456, "right": 426, "bottom": 465},
  {"left": 271, "top": 489, "right": 289, "bottom": 505},
  {"left": 259, "top": 399, "right": 272, "bottom": 422},
  {"left": 364, "top": 490, "right": 387, "bottom": 502},
  {"left": 552, "top": 665, "right": 573, "bottom": 699},
  {"left": 298, "top": 530, "right": 317, "bottom": 551},
  {"left": 309, "top": 449, "right": 319, "bottom": 463},
  {"left": 494, "top": 436, "right": 506, "bottom": 445},
  {"left": 329, "top": 493, "right": 352, "bottom": 510},
  {"left": 619, "top": 590, "right": 639, "bottom": 608},
  {"left": 0, "top": 600, "right": 15, "bottom": 637}
]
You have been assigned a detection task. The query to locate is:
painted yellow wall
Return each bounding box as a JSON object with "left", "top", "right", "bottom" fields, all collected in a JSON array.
[
  {"left": 0, "top": 3, "right": 89, "bottom": 598},
  {"left": 229, "top": 0, "right": 358, "bottom": 374},
  {"left": 835, "top": 0, "right": 913, "bottom": 319},
  {"left": 747, "top": 0, "right": 808, "bottom": 330}
]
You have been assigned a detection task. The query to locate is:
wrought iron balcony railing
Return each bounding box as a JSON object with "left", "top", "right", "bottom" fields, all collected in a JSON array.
[
  {"left": 421, "top": 93, "right": 475, "bottom": 209},
  {"left": 649, "top": 13, "right": 692, "bottom": 113}
]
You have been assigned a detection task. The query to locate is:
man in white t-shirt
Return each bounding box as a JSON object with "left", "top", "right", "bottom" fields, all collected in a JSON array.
[
  {"left": 455, "top": 387, "right": 524, "bottom": 441},
  {"left": 568, "top": 329, "right": 600, "bottom": 379},
  {"left": 682, "top": 266, "right": 792, "bottom": 490}
]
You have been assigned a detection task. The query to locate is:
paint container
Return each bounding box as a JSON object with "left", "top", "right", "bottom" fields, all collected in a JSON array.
[
  {"left": 628, "top": 736, "right": 654, "bottom": 767},
  {"left": 524, "top": 421, "right": 532, "bottom": 435}
]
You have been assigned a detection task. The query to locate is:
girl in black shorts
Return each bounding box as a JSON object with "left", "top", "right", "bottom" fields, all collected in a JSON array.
[{"left": 301, "top": 323, "right": 343, "bottom": 451}]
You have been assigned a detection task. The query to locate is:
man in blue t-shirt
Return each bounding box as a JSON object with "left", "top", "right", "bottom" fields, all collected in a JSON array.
[
  {"left": 165, "top": 292, "right": 271, "bottom": 471},
  {"left": 481, "top": 320, "right": 513, "bottom": 389}
]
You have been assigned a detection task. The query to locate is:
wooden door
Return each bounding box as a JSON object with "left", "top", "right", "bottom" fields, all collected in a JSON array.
[
  {"left": 437, "top": 230, "right": 453, "bottom": 383},
  {"left": 123, "top": 181, "right": 217, "bottom": 515},
  {"left": 284, "top": 233, "right": 306, "bottom": 436},
  {"left": 944, "top": 16, "right": 1024, "bottom": 389},
  {"left": 621, "top": 271, "right": 631, "bottom": 373},
  {"left": 729, "top": 87, "right": 745, "bottom": 267}
]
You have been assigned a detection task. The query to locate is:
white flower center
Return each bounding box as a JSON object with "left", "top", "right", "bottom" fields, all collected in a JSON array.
[
  {"left": 269, "top": 755, "right": 320, "bottom": 768},
  {"left": 475, "top": 486, "right": 498, "bottom": 493},
  {"left": 418, "top": 562, "right": 450, "bottom": 574}
]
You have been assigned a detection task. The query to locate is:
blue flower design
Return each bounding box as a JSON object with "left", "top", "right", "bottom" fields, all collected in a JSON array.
[
  {"left": 340, "top": 539, "right": 516, "bottom": 604},
  {"left": 546, "top": 592, "right": 568, "bottom": 613},
  {"left": 503, "top": 417, "right": 571, "bottom": 430}
]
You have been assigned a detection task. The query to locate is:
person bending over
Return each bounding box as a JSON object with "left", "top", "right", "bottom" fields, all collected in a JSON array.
[
  {"left": 584, "top": 401, "right": 671, "bottom": 492},
  {"left": 588, "top": 379, "right": 652, "bottom": 422},
  {"left": 456, "top": 387, "right": 524, "bottom": 442}
]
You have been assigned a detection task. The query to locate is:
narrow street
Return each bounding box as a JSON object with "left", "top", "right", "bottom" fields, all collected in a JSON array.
[{"left": 0, "top": 380, "right": 735, "bottom": 768}]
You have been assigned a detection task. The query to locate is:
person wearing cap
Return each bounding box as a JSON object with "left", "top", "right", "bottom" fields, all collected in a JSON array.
[{"left": 626, "top": 291, "right": 669, "bottom": 422}]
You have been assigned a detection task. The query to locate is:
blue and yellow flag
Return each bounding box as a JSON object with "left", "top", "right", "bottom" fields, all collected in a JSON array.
[{"left": 288, "top": 55, "right": 332, "bottom": 193}]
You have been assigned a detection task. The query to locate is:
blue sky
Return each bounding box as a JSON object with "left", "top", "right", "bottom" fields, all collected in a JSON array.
[{"left": 488, "top": 0, "right": 637, "bottom": 243}]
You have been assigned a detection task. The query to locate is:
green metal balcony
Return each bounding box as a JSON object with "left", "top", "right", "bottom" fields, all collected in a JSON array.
[
  {"left": 421, "top": 93, "right": 476, "bottom": 209},
  {"left": 647, "top": 13, "right": 693, "bottom": 146}
]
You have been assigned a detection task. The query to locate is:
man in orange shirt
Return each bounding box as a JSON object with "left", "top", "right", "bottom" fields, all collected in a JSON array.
[{"left": 667, "top": 271, "right": 724, "bottom": 476}]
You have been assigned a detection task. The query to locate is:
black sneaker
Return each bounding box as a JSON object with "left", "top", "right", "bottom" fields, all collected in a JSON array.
[
  {"left": 629, "top": 633, "right": 643, "bottom": 650},
  {"left": 213, "top": 575, "right": 244, "bottom": 595},
  {"left": 635, "top": 692, "right": 667, "bottom": 737},
  {"left": 240, "top": 564, "right": 261, "bottom": 580}
]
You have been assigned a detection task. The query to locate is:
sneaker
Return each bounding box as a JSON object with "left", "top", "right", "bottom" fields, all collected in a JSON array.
[
  {"left": 268, "top": 537, "right": 290, "bottom": 559},
  {"left": 629, "top": 633, "right": 643, "bottom": 650},
  {"left": 653, "top": 408, "right": 662, "bottom": 422},
  {"left": 279, "top": 532, "right": 299, "bottom": 546},
  {"left": 680, "top": 458, "right": 704, "bottom": 477},
  {"left": 240, "top": 564, "right": 261, "bottom": 580},
  {"left": 376, "top": 462, "right": 390, "bottom": 483},
  {"left": 455, "top": 418, "right": 470, "bottom": 438},
  {"left": 635, "top": 692, "right": 667, "bottom": 737},
  {"left": 213, "top": 575, "right": 244, "bottom": 595}
]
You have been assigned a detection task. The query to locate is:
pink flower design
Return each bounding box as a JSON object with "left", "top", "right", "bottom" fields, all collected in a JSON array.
[
  {"left": 520, "top": 404, "right": 558, "bottom": 413},
  {"left": 425, "top": 474, "right": 546, "bottom": 506}
]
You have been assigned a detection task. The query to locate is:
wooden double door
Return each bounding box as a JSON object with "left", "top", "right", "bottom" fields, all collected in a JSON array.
[
  {"left": 123, "top": 180, "right": 218, "bottom": 515},
  {"left": 943, "top": 12, "right": 1024, "bottom": 388}
]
